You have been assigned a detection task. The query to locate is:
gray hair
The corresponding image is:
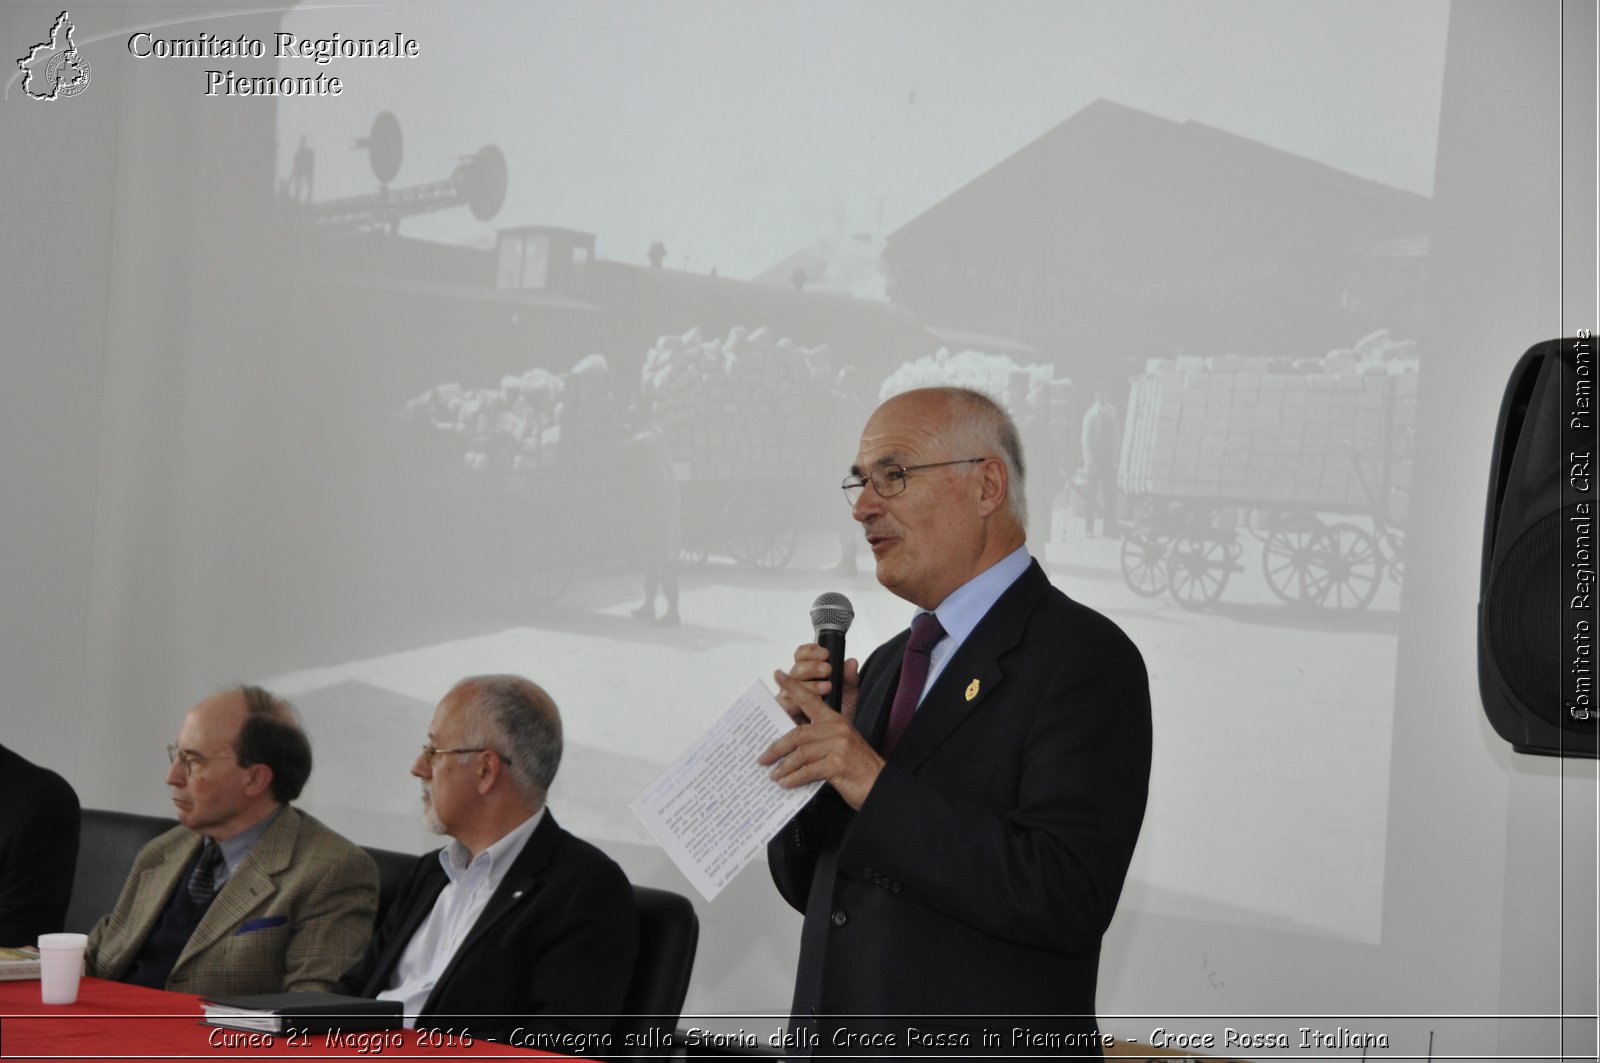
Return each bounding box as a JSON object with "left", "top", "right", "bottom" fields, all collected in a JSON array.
[
  {"left": 456, "top": 675, "right": 563, "bottom": 802},
  {"left": 917, "top": 387, "right": 1028, "bottom": 528}
]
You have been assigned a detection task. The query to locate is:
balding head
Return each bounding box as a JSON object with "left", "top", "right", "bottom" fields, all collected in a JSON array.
[
  {"left": 166, "top": 685, "right": 308, "bottom": 841},
  {"left": 851, "top": 387, "right": 1028, "bottom": 609},
  {"left": 414, "top": 675, "right": 563, "bottom": 854},
  {"left": 449, "top": 675, "right": 564, "bottom": 803}
]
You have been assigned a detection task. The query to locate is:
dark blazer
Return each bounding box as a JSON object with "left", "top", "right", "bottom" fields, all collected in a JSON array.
[
  {"left": 0, "top": 744, "right": 80, "bottom": 944},
  {"left": 768, "top": 561, "right": 1152, "bottom": 1057},
  {"left": 338, "top": 810, "right": 639, "bottom": 1044}
]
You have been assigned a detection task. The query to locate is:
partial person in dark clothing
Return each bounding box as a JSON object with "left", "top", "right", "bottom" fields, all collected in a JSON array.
[{"left": 0, "top": 743, "right": 81, "bottom": 944}]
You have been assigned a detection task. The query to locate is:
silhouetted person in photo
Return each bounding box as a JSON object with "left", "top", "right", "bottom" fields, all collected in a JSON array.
[
  {"left": 1080, "top": 387, "right": 1121, "bottom": 538},
  {"left": 287, "top": 136, "right": 314, "bottom": 203},
  {"left": 624, "top": 415, "right": 683, "bottom": 626}
]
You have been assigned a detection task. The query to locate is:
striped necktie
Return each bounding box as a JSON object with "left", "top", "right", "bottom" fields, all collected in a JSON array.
[{"left": 187, "top": 841, "right": 222, "bottom": 903}]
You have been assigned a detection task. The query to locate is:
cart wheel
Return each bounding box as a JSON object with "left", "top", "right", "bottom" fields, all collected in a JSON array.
[
  {"left": 1306, "top": 523, "right": 1384, "bottom": 610},
  {"left": 520, "top": 507, "right": 570, "bottom": 604},
  {"left": 1242, "top": 508, "right": 1277, "bottom": 546},
  {"left": 1119, "top": 528, "right": 1170, "bottom": 598},
  {"left": 527, "top": 535, "right": 571, "bottom": 601},
  {"left": 527, "top": 564, "right": 570, "bottom": 603},
  {"left": 1379, "top": 529, "right": 1405, "bottom": 585},
  {"left": 1166, "top": 533, "right": 1231, "bottom": 609},
  {"left": 1261, "top": 515, "right": 1329, "bottom": 605},
  {"left": 742, "top": 526, "right": 798, "bottom": 569},
  {"left": 725, "top": 498, "right": 798, "bottom": 570}
]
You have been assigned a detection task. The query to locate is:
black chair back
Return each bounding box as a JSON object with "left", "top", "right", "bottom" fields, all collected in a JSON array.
[
  {"left": 64, "top": 809, "right": 177, "bottom": 933},
  {"left": 611, "top": 884, "right": 699, "bottom": 1062},
  {"left": 361, "top": 845, "right": 419, "bottom": 928}
]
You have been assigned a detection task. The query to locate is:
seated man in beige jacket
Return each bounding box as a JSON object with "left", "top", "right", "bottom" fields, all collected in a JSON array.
[{"left": 85, "top": 686, "right": 377, "bottom": 996}]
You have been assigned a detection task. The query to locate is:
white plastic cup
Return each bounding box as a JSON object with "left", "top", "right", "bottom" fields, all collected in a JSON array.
[{"left": 37, "top": 932, "right": 87, "bottom": 1005}]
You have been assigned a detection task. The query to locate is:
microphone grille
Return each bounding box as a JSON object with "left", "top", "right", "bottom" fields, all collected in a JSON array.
[{"left": 810, "top": 591, "right": 854, "bottom": 633}]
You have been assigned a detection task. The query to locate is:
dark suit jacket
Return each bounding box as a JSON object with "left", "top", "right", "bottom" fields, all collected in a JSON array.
[
  {"left": 338, "top": 811, "right": 639, "bottom": 1044},
  {"left": 0, "top": 744, "right": 80, "bottom": 944},
  {"left": 768, "top": 561, "right": 1152, "bottom": 1057}
]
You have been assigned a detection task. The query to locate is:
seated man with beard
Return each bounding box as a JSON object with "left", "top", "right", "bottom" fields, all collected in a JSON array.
[{"left": 337, "top": 675, "right": 638, "bottom": 1043}]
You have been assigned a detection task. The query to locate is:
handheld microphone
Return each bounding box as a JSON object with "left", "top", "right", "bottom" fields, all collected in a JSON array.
[{"left": 810, "top": 592, "right": 855, "bottom": 712}]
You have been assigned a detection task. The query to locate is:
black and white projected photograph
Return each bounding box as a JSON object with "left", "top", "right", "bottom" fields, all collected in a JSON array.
[{"left": 2, "top": 0, "right": 1595, "bottom": 1059}]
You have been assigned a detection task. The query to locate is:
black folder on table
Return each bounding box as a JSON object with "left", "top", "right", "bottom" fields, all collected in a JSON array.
[{"left": 201, "top": 991, "right": 402, "bottom": 1034}]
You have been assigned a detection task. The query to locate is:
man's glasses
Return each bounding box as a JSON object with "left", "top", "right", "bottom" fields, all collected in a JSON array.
[
  {"left": 419, "top": 744, "right": 496, "bottom": 762},
  {"left": 841, "top": 458, "right": 987, "bottom": 503},
  {"left": 166, "top": 745, "right": 232, "bottom": 776}
]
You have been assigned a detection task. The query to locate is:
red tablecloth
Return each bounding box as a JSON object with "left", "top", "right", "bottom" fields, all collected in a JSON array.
[{"left": 0, "top": 978, "right": 577, "bottom": 1060}]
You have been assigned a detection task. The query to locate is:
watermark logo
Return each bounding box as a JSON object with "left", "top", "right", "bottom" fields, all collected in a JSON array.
[{"left": 17, "top": 11, "right": 92, "bottom": 100}]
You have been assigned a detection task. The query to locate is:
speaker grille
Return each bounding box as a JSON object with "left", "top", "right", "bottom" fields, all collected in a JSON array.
[{"left": 1484, "top": 505, "right": 1596, "bottom": 730}]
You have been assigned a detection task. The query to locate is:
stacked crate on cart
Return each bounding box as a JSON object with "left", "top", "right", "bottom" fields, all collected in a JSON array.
[
  {"left": 1121, "top": 357, "right": 1414, "bottom": 507},
  {"left": 1117, "top": 333, "right": 1417, "bottom": 609},
  {"left": 398, "top": 368, "right": 567, "bottom": 477},
  {"left": 878, "top": 347, "right": 1066, "bottom": 410},
  {"left": 643, "top": 326, "right": 826, "bottom": 481},
  {"left": 640, "top": 325, "right": 837, "bottom": 567},
  {"left": 395, "top": 357, "right": 629, "bottom": 601}
]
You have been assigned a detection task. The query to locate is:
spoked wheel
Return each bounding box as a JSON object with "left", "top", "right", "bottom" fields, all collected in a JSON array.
[
  {"left": 1119, "top": 527, "right": 1171, "bottom": 598},
  {"left": 527, "top": 562, "right": 570, "bottom": 603},
  {"left": 1261, "top": 514, "right": 1329, "bottom": 606},
  {"left": 678, "top": 539, "right": 710, "bottom": 567},
  {"left": 1242, "top": 508, "right": 1278, "bottom": 546},
  {"left": 523, "top": 507, "right": 571, "bottom": 603},
  {"left": 1304, "top": 522, "right": 1384, "bottom": 610},
  {"left": 1379, "top": 528, "right": 1405, "bottom": 585},
  {"left": 724, "top": 496, "right": 798, "bottom": 570},
  {"left": 1166, "top": 533, "right": 1232, "bottom": 609}
]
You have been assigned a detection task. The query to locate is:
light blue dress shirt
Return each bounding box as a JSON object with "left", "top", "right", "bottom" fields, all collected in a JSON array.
[
  {"left": 211, "top": 804, "right": 284, "bottom": 891},
  {"left": 913, "top": 544, "right": 1032, "bottom": 705}
]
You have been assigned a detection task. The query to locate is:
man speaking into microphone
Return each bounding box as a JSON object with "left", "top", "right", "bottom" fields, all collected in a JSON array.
[{"left": 760, "top": 386, "right": 1152, "bottom": 1058}]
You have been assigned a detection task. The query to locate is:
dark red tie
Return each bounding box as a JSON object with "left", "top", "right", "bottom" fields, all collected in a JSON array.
[{"left": 882, "top": 612, "right": 946, "bottom": 755}]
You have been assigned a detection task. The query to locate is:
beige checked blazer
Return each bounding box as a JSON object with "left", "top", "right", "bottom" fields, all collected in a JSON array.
[{"left": 84, "top": 807, "right": 377, "bottom": 996}]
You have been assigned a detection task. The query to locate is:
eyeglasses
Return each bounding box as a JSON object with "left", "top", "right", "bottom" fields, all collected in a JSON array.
[
  {"left": 841, "top": 458, "right": 988, "bottom": 503},
  {"left": 419, "top": 743, "right": 493, "bottom": 762},
  {"left": 167, "top": 744, "right": 232, "bottom": 776}
]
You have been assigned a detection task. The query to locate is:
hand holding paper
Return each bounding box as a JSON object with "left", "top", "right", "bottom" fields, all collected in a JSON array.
[
  {"left": 631, "top": 682, "right": 822, "bottom": 901},
  {"left": 760, "top": 667, "right": 882, "bottom": 811}
]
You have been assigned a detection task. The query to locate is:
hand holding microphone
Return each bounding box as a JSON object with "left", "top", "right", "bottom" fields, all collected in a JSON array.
[
  {"left": 810, "top": 592, "right": 853, "bottom": 712},
  {"left": 762, "top": 590, "right": 882, "bottom": 809},
  {"left": 772, "top": 592, "right": 860, "bottom": 725}
]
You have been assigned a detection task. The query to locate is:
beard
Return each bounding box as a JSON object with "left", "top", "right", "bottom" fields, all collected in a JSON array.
[{"left": 421, "top": 784, "right": 446, "bottom": 835}]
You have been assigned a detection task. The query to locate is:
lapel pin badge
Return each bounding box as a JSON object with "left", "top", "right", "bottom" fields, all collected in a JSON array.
[{"left": 965, "top": 678, "right": 980, "bottom": 701}]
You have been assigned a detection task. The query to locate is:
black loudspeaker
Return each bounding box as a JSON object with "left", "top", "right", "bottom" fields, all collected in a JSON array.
[{"left": 1479, "top": 335, "right": 1599, "bottom": 757}]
